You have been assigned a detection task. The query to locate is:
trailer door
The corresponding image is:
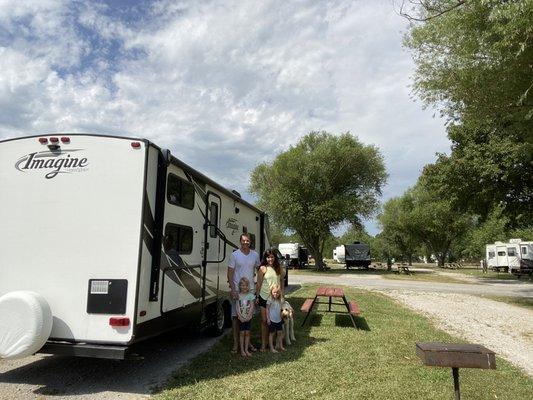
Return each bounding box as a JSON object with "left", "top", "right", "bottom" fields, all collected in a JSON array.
[
  {"left": 496, "top": 246, "right": 508, "bottom": 267},
  {"left": 203, "top": 192, "right": 222, "bottom": 304}
]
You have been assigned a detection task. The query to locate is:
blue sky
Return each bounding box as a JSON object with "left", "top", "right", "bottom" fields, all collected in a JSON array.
[{"left": 0, "top": 0, "right": 450, "bottom": 235}]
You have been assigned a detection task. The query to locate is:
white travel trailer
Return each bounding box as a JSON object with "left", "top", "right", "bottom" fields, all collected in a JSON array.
[
  {"left": 278, "top": 243, "right": 299, "bottom": 263},
  {"left": 485, "top": 239, "right": 533, "bottom": 273},
  {"left": 0, "top": 134, "right": 270, "bottom": 359},
  {"left": 334, "top": 245, "right": 346, "bottom": 263}
]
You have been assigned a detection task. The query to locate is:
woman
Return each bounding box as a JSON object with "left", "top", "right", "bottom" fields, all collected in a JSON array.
[{"left": 256, "top": 249, "right": 285, "bottom": 352}]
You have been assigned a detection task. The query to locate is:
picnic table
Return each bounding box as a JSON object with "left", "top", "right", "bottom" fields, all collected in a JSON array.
[
  {"left": 300, "top": 286, "right": 360, "bottom": 328},
  {"left": 395, "top": 263, "right": 412, "bottom": 274}
]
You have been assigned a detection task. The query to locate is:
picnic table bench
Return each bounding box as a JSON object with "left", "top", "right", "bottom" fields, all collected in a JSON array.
[{"left": 300, "top": 286, "right": 360, "bottom": 328}]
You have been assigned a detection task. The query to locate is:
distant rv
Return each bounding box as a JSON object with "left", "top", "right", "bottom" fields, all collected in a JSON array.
[
  {"left": 278, "top": 242, "right": 308, "bottom": 268},
  {"left": 0, "top": 133, "right": 270, "bottom": 360},
  {"left": 486, "top": 239, "right": 533, "bottom": 274},
  {"left": 344, "top": 242, "right": 371, "bottom": 269}
]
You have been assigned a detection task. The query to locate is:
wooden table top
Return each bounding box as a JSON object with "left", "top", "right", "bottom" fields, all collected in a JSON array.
[{"left": 316, "top": 286, "right": 345, "bottom": 297}]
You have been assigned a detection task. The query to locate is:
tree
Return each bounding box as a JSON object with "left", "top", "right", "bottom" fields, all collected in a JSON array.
[
  {"left": 409, "top": 183, "right": 473, "bottom": 266},
  {"left": 250, "top": 131, "right": 387, "bottom": 270},
  {"left": 404, "top": 0, "right": 533, "bottom": 225},
  {"left": 378, "top": 193, "right": 421, "bottom": 265}
]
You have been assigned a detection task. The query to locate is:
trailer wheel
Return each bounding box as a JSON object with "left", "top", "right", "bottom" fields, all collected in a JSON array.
[{"left": 208, "top": 301, "right": 226, "bottom": 336}]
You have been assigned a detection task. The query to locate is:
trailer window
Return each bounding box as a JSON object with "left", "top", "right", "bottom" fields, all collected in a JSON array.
[
  {"left": 165, "top": 224, "right": 193, "bottom": 255},
  {"left": 488, "top": 251, "right": 495, "bottom": 258},
  {"left": 497, "top": 251, "right": 506, "bottom": 256},
  {"left": 167, "top": 174, "right": 195, "bottom": 209},
  {"left": 507, "top": 248, "right": 516, "bottom": 257},
  {"left": 210, "top": 202, "right": 218, "bottom": 238},
  {"left": 522, "top": 246, "right": 527, "bottom": 255},
  {"left": 249, "top": 233, "right": 256, "bottom": 250}
]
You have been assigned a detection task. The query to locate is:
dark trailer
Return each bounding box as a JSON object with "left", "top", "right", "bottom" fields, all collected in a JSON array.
[{"left": 344, "top": 242, "right": 371, "bottom": 269}]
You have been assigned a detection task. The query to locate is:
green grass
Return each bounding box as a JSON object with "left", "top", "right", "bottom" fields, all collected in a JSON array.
[
  {"left": 441, "top": 268, "right": 533, "bottom": 282},
  {"left": 291, "top": 264, "right": 469, "bottom": 284},
  {"left": 155, "top": 286, "right": 532, "bottom": 400}
]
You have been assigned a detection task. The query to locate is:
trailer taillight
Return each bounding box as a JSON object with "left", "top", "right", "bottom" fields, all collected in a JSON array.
[
  {"left": 131, "top": 142, "right": 141, "bottom": 148},
  {"left": 109, "top": 317, "right": 130, "bottom": 327},
  {"left": 61, "top": 137, "right": 70, "bottom": 143},
  {"left": 49, "top": 137, "right": 59, "bottom": 143},
  {"left": 39, "top": 138, "right": 48, "bottom": 144}
]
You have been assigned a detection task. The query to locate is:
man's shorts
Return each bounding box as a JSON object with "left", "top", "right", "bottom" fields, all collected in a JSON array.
[
  {"left": 239, "top": 320, "right": 251, "bottom": 331},
  {"left": 268, "top": 320, "right": 283, "bottom": 332}
]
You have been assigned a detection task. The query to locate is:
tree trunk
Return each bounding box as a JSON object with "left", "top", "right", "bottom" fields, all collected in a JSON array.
[
  {"left": 315, "top": 255, "right": 325, "bottom": 270},
  {"left": 408, "top": 254, "right": 412, "bottom": 266}
]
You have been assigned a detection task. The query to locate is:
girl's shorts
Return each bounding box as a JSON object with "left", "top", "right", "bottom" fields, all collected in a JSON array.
[
  {"left": 268, "top": 320, "right": 283, "bottom": 332},
  {"left": 239, "top": 320, "right": 251, "bottom": 331}
]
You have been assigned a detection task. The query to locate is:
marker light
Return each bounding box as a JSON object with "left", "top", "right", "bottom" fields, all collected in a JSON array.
[
  {"left": 60, "top": 137, "right": 70, "bottom": 143},
  {"left": 131, "top": 142, "right": 141, "bottom": 148},
  {"left": 49, "top": 137, "right": 59, "bottom": 143},
  {"left": 109, "top": 317, "right": 130, "bottom": 327},
  {"left": 39, "top": 138, "right": 48, "bottom": 144}
]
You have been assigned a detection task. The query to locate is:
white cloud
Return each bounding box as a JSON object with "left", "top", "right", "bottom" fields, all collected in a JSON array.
[{"left": 0, "top": 0, "right": 450, "bottom": 234}]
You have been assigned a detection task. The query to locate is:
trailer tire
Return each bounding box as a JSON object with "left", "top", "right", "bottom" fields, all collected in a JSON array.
[
  {"left": 208, "top": 301, "right": 226, "bottom": 337},
  {"left": 0, "top": 291, "right": 52, "bottom": 359}
]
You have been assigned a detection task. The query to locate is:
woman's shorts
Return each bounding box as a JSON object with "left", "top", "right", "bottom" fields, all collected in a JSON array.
[
  {"left": 257, "top": 296, "right": 267, "bottom": 308},
  {"left": 268, "top": 320, "right": 283, "bottom": 332},
  {"left": 239, "top": 320, "right": 251, "bottom": 331}
]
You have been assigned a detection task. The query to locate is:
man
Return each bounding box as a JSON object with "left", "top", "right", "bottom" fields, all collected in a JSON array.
[{"left": 227, "top": 232, "right": 260, "bottom": 354}]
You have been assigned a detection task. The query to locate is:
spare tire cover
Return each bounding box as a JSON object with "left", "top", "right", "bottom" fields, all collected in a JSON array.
[{"left": 0, "top": 291, "right": 53, "bottom": 359}]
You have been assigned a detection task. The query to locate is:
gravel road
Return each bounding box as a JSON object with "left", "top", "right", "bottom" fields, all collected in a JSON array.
[
  {"left": 384, "top": 290, "right": 533, "bottom": 377},
  {"left": 290, "top": 272, "right": 533, "bottom": 297},
  {"left": 0, "top": 329, "right": 226, "bottom": 399}
]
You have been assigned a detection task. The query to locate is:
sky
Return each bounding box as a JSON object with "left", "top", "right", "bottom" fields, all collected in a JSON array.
[{"left": 0, "top": 0, "right": 450, "bottom": 235}]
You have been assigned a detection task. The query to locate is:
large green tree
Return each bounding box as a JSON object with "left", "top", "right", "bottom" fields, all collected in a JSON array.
[
  {"left": 410, "top": 184, "right": 473, "bottom": 266},
  {"left": 378, "top": 194, "right": 421, "bottom": 265},
  {"left": 378, "top": 182, "right": 473, "bottom": 266},
  {"left": 404, "top": 0, "right": 533, "bottom": 224},
  {"left": 250, "top": 131, "right": 387, "bottom": 269}
]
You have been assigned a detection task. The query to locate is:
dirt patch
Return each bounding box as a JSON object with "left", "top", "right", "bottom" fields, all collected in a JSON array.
[{"left": 383, "top": 290, "right": 533, "bottom": 377}]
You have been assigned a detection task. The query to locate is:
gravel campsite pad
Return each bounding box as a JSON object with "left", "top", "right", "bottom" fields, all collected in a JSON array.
[{"left": 384, "top": 290, "right": 533, "bottom": 377}]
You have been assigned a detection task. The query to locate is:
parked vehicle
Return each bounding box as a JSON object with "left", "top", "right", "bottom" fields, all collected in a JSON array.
[
  {"left": 333, "top": 245, "right": 346, "bottom": 263},
  {"left": 344, "top": 242, "right": 371, "bottom": 269},
  {"left": 0, "top": 133, "right": 270, "bottom": 360},
  {"left": 485, "top": 239, "right": 533, "bottom": 274}
]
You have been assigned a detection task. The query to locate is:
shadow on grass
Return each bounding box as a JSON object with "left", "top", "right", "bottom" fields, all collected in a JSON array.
[{"left": 334, "top": 314, "right": 371, "bottom": 331}]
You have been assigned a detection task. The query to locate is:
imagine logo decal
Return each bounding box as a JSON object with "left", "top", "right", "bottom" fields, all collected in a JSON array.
[
  {"left": 225, "top": 218, "right": 239, "bottom": 234},
  {"left": 15, "top": 150, "right": 89, "bottom": 179}
]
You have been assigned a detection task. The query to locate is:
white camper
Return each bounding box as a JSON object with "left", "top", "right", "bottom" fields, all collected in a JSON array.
[
  {"left": 278, "top": 243, "right": 299, "bottom": 262},
  {"left": 334, "top": 245, "right": 346, "bottom": 264},
  {"left": 485, "top": 239, "right": 533, "bottom": 273},
  {"left": 0, "top": 134, "right": 270, "bottom": 359}
]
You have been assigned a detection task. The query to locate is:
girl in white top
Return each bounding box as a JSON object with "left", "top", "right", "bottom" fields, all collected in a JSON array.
[
  {"left": 266, "top": 284, "right": 285, "bottom": 353},
  {"left": 236, "top": 277, "right": 255, "bottom": 357}
]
